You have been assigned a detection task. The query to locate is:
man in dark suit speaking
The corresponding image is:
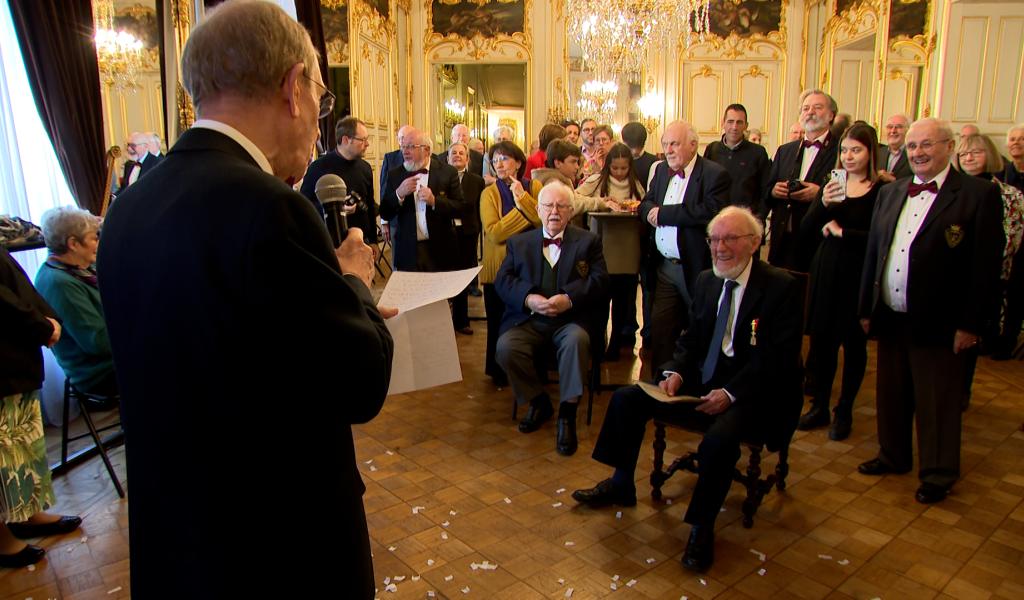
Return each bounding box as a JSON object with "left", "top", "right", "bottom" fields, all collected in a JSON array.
[
  {"left": 857, "top": 118, "right": 1004, "bottom": 505},
  {"left": 97, "top": 2, "right": 394, "bottom": 598},
  {"left": 495, "top": 182, "right": 608, "bottom": 455},
  {"left": 573, "top": 206, "right": 803, "bottom": 573}
]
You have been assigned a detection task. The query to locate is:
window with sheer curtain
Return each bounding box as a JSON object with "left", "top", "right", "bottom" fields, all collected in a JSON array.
[{"left": 0, "top": 0, "right": 76, "bottom": 274}]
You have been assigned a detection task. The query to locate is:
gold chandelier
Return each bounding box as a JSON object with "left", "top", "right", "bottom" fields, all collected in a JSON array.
[
  {"left": 567, "top": 0, "right": 711, "bottom": 80},
  {"left": 576, "top": 79, "right": 618, "bottom": 124},
  {"left": 93, "top": 0, "right": 144, "bottom": 91}
]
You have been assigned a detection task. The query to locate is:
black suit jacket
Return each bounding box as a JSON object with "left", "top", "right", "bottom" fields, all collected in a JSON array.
[
  {"left": 118, "top": 153, "right": 163, "bottom": 192},
  {"left": 763, "top": 135, "right": 839, "bottom": 270},
  {"left": 661, "top": 260, "right": 804, "bottom": 449},
  {"left": 859, "top": 168, "right": 1005, "bottom": 345},
  {"left": 877, "top": 145, "right": 913, "bottom": 180},
  {"left": 457, "top": 170, "right": 486, "bottom": 236},
  {"left": 639, "top": 157, "right": 732, "bottom": 294},
  {"left": 97, "top": 127, "right": 394, "bottom": 598},
  {"left": 495, "top": 225, "right": 609, "bottom": 335},
  {"left": 379, "top": 156, "right": 466, "bottom": 271},
  {"left": 299, "top": 150, "right": 379, "bottom": 244},
  {"left": 437, "top": 149, "right": 484, "bottom": 177}
]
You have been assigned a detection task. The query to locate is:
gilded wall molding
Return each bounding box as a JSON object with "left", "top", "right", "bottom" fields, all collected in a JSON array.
[
  {"left": 819, "top": 0, "right": 884, "bottom": 89},
  {"left": 353, "top": 0, "right": 397, "bottom": 45},
  {"left": 423, "top": 0, "right": 532, "bottom": 62},
  {"left": 683, "top": 0, "right": 789, "bottom": 61}
]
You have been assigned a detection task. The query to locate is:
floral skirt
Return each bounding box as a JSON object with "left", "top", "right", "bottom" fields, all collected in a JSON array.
[{"left": 0, "top": 390, "right": 54, "bottom": 523}]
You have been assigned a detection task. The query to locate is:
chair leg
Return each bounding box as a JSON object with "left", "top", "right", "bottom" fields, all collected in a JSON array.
[
  {"left": 775, "top": 443, "right": 790, "bottom": 491},
  {"left": 650, "top": 422, "right": 667, "bottom": 500},
  {"left": 512, "top": 398, "right": 517, "bottom": 421},
  {"left": 740, "top": 446, "right": 764, "bottom": 529},
  {"left": 587, "top": 363, "right": 597, "bottom": 425},
  {"left": 60, "top": 380, "right": 71, "bottom": 465},
  {"left": 76, "top": 397, "right": 125, "bottom": 498}
]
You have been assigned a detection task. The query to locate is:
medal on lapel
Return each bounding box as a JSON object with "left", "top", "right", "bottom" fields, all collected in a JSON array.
[
  {"left": 945, "top": 224, "right": 964, "bottom": 248},
  {"left": 576, "top": 261, "right": 588, "bottom": 277},
  {"left": 750, "top": 319, "right": 759, "bottom": 347}
]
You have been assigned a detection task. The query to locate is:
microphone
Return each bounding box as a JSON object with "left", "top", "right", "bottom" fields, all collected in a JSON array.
[{"left": 315, "top": 174, "right": 348, "bottom": 248}]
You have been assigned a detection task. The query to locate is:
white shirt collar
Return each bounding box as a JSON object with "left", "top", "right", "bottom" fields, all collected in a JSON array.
[
  {"left": 191, "top": 119, "right": 274, "bottom": 175},
  {"left": 913, "top": 162, "right": 952, "bottom": 188},
  {"left": 543, "top": 228, "right": 565, "bottom": 241},
  {"left": 804, "top": 130, "right": 829, "bottom": 145}
]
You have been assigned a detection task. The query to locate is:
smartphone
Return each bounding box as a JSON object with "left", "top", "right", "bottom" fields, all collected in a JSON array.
[{"left": 830, "top": 169, "right": 847, "bottom": 201}]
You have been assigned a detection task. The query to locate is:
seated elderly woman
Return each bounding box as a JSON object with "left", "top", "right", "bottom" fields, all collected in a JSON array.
[{"left": 34, "top": 206, "right": 118, "bottom": 400}]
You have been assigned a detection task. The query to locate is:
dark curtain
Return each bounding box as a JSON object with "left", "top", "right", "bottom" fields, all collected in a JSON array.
[
  {"left": 8, "top": 0, "right": 106, "bottom": 215},
  {"left": 294, "top": 0, "right": 336, "bottom": 150}
]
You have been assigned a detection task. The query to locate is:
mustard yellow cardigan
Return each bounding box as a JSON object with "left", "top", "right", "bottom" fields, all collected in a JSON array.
[{"left": 479, "top": 182, "right": 542, "bottom": 283}]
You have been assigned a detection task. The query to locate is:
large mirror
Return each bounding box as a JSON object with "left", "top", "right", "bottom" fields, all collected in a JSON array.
[{"left": 430, "top": 63, "right": 527, "bottom": 152}]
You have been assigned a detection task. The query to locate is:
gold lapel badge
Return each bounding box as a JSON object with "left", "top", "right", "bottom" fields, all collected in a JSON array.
[{"left": 945, "top": 224, "right": 964, "bottom": 248}]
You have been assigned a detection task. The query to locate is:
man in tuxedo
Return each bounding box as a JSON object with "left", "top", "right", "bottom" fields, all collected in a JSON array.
[
  {"left": 877, "top": 114, "right": 913, "bottom": 182},
  {"left": 380, "top": 129, "right": 465, "bottom": 271},
  {"left": 858, "top": 118, "right": 1004, "bottom": 504},
  {"left": 641, "top": 120, "right": 732, "bottom": 369},
  {"left": 573, "top": 206, "right": 803, "bottom": 573},
  {"left": 703, "top": 104, "right": 772, "bottom": 217},
  {"left": 495, "top": 182, "right": 608, "bottom": 455},
  {"left": 448, "top": 141, "right": 486, "bottom": 333},
  {"left": 438, "top": 124, "right": 484, "bottom": 175},
  {"left": 299, "top": 116, "right": 378, "bottom": 243},
  {"left": 119, "top": 131, "right": 160, "bottom": 192},
  {"left": 763, "top": 89, "right": 840, "bottom": 271},
  {"left": 96, "top": 2, "right": 394, "bottom": 597}
]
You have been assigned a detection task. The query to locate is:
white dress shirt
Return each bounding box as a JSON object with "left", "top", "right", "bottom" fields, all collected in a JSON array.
[
  {"left": 799, "top": 130, "right": 829, "bottom": 180},
  {"left": 542, "top": 229, "right": 564, "bottom": 267},
  {"left": 654, "top": 154, "right": 697, "bottom": 260},
  {"left": 882, "top": 163, "right": 952, "bottom": 312},
  {"left": 716, "top": 258, "right": 753, "bottom": 358}
]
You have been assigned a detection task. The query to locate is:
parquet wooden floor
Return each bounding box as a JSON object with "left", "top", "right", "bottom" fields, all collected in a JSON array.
[{"left": 3, "top": 293, "right": 1024, "bottom": 599}]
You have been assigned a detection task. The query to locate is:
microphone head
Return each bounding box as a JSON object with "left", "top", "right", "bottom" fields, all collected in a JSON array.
[{"left": 315, "top": 174, "right": 347, "bottom": 204}]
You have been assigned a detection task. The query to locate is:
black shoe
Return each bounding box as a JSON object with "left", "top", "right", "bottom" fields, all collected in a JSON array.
[
  {"left": 828, "top": 416, "right": 852, "bottom": 441},
  {"left": 518, "top": 400, "right": 553, "bottom": 433},
  {"left": 556, "top": 417, "right": 577, "bottom": 456},
  {"left": 681, "top": 525, "right": 714, "bottom": 573},
  {"left": 798, "top": 405, "right": 830, "bottom": 430},
  {"left": 455, "top": 326, "right": 474, "bottom": 335},
  {"left": 571, "top": 478, "right": 637, "bottom": 507},
  {"left": 857, "top": 458, "right": 910, "bottom": 476},
  {"left": 0, "top": 544, "right": 45, "bottom": 568},
  {"left": 6, "top": 515, "right": 82, "bottom": 539},
  {"left": 490, "top": 374, "right": 508, "bottom": 388},
  {"left": 915, "top": 482, "right": 949, "bottom": 504}
]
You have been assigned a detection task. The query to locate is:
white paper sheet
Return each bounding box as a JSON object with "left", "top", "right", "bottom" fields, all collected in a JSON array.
[
  {"left": 378, "top": 267, "right": 481, "bottom": 314},
  {"left": 636, "top": 381, "right": 702, "bottom": 404},
  {"left": 385, "top": 299, "right": 462, "bottom": 395}
]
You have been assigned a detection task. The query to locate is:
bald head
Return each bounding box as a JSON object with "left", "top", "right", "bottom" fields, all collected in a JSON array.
[
  {"left": 397, "top": 125, "right": 414, "bottom": 146},
  {"left": 960, "top": 124, "right": 980, "bottom": 138},
  {"left": 661, "top": 121, "right": 699, "bottom": 171}
]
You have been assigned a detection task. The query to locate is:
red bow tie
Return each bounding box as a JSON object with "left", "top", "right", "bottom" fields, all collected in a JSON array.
[
  {"left": 543, "top": 237, "right": 562, "bottom": 248},
  {"left": 668, "top": 169, "right": 686, "bottom": 179},
  {"left": 802, "top": 139, "right": 823, "bottom": 149},
  {"left": 907, "top": 181, "right": 939, "bottom": 197}
]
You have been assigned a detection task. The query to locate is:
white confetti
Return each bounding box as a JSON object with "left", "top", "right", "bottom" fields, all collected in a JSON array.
[
  {"left": 441, "top": 532, "right": 449, "bottom": 540},
  {"left": 461, "top": 586, "right": 470, "bottom": 594},
  {"left": 557, "top": 578, "right": 565, "bottom": 584},
  {"left": 680, "top": 596, "right": 688, "bottom": 600},
  {"left": 750, "top": 549, "right": 766, "bottom": 562},
  {"left": 564, "top": 541, "right": 575, "bottom": 546},
  {"left": 384, "top": 577, "right": 391, "bottom": 585},
  {"left": 369, "top": 465, "right": 378, "bottom": 472},
  {"left": 612, "top": 575, "right": 620, "bottom": 581},
  {"left": 468, "top": 395, "right": 475, "bottom": 399},
  {"left": 107, "top": 587, "right": 122, "bottom": 594},
  {"left": 80, "top": 536, "right": 89, "bottom": 543},
  {"left": 645, "top": 557, "right": 656, "bottom": 564},
  {"left": 427, "top": 593, "right": 435, "bottom": 598},
  {"left": 556, "top": 488, "right": 566, "bottom": 494},
  {"left": 412, "top": 506, "right": 426, "bottom": 515},
  {"left": 444, "top": 575, "right": 454, "bottom": 581},
  {"left": 503, "top": 497, "right": 512, "bottom": 504},
  {"left": 552, "top": 502, "right": 563, "bottom": 508},
  {"left": 616, "top": 511, "right": 622, "bottom": 519},
  {"left": 838, "top": 559, "right": 850, "bottom": 566},
  {"left": 66, "top": 546, "right": 74, "bottom": 553},
  {"left": 386, "top": 450, "right": 395, "bottom": 455},
  {"left": 365, "top": 459, "right": 374, "bottom": 464},
  {"left": 699, "top": 577, "right": 707, "bottom": 586},
  {"left": 449, "top": 510, "right": 458, "bottom": 516},
  {"left": 758, "top": 568, "right": 767, "bottom": 576},
  {"left": 564, "top": 588, "right": 574, "bottom": 598},
  {"left": 818, "top": 554, "right": 833, "bottom": 560},
  {"left": 27, "top": 564, "right": 36, "bottom": 572},
  {"left": 442, "top": 521, "right": 450, "bottom": 527},
  {"left": 393, "top": 576, "right": 406, "bottom": 582},
  {"left": 427, "top": 559, "right": 435, "bottom": 566},
  {"left": 384, "top": 583, "right": 397, "bottom": 593},
  {"left": 388, "top": 546, "right": 397, "bottom": 552},
  {"left": 666, "top": 498, "right": 672, "bottom": 505},
  {"left": 411, "top": 575, "right": 421, "bottom": 581},
  {"left": 626, "top": 579, "right": 637, "bottom": 587},
  {"left": 611, "top": 583, "right": 617, "bottom": 590}
]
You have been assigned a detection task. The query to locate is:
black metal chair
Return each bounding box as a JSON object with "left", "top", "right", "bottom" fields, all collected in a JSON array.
[{"left": 51, "top": 379, "right": 125, "bottom": 498}]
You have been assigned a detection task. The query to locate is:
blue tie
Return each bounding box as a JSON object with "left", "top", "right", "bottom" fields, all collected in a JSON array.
[{"left": 702, "top": 279, "right": 739, "bottom": 385}]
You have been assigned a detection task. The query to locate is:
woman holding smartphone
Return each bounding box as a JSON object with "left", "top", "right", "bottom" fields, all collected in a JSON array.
[{"left": 798, "top": 123, "right": 884, "bottom": 440}]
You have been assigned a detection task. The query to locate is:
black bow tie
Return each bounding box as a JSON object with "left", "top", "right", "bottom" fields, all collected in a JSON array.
[
  {"left": 543, "top": 237, "right": 562, "bottom": 248},
  {"left": 802, "top": 139, "right": 823, "bottom": 149},
  {"left": 907, "top": 180, "right": 939, "bottom": 197},
  {"left": 407, "top": 168, "right": 428, "bottom": 176}
]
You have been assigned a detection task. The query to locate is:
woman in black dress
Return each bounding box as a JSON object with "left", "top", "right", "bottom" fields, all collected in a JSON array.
[{"left": 797, "top": 123, "right": 884, "bottom": 440}]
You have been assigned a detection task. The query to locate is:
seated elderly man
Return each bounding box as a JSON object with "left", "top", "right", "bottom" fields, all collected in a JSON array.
[
  {"left": 495, "top": 182, "right": 608, "bottom": 455},
  {"left": 34, "top": 207, "right": 118, "bottom": 401},
  {"left": 572, "top": 206, "right": 803, "bottom": 573}
]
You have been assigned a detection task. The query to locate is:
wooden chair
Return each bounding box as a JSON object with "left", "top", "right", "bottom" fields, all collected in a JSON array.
[
  {"left": 51, "top": 379, "right": 126, "bottom": 498},
  {"left": 514, "top": 326, "right": 604, "bottom": 425}
]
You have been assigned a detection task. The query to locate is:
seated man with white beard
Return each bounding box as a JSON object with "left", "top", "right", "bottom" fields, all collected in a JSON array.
[{"left": 572, "top": 206, "right": 803, "bottom": 573}]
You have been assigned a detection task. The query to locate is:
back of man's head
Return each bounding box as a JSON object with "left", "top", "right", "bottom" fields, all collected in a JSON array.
[
  {"left": 182, "top": 0, "right": 318, "bottom": 115},
  {"left": 620, "top": 122, "right": 647, "bottom": 150}
]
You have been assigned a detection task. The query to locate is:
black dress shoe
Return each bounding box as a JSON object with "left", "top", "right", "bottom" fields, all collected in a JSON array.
[
  {"left": 518, "top": 401, "right": 553, "bottom": 433},
  {"left": 681, "top": 525, "right": 714, "bottom": 573},
  {"left": 455, "top": 326, "right": 474, "bottom": 335},
  {"left": 828, "top": 416, "right": 852, "bottom": 441},
  {"left": 915, "top": 483, "right": 949, "bottom": 504},
  {"left": 798, "top": 405, "right": 830, "bottom": 430},
  {"left": 857, "top": 458, "right": 910, "bottom": 476},
  {"left": 571, "top": 479, "right": 637, "bottom": 507},
  {"left": 6, "top": 515, "right": 82, "bottom": 539},
  {"left": 0, "top": 544, "right": 45, "bottom": 568},
  {"left": 556, "top": 417, "right": 577, "bottom": 456}
]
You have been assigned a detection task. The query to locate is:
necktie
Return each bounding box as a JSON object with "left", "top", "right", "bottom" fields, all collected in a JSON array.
[
  {"left": 702, "top": 279, "right": 739, "bottom": 385},
  {"left": 907, "top": 180, "right": 939, "bottom": 197},
  {"left": 543, "top": 237, "right": 562, "bottom": 248},
  {"left": 802, "top": 139, "right": 823, "bottom": 149}
]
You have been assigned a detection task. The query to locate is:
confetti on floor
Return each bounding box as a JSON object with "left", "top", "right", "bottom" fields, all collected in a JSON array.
[
  {"left": 612, "top": 575, "right": 619, "bottom": 581},
  {"left": 611, "top": 583, "right": 617, "bottom": 590},
  {"left": 441, "top": 532, "right": 449, "bottom": 540},
  {"left": 427, "top": 559, "right": 435, "bottom": 566},
  {"left": 388, "top": 546, "right": 397, "bottom": 552},
  {"left": 365, "top": 459, "right": 373, "bottom": 464},
  {"left": 384, "top": 577, "right": 391, "bottom": 585},
  {"left": 412, "top": 506, "right": 426, "bottom": 515},
  {"left": 384, "top": 583, "right": 397, "bottom": 593},
  {"left": 558, "top": 578, "right": 565, "bottom": 584},
  {"left": 626, "top": 579, "right": 637, "bottom": 587},
  {"left": 411, "top": 575, "right": 421, "bottom": 581},
  {"left": 680, "top": 596, "right": 688, "bottom": 600},
  {"left": 26, "top": 564, "right": 35, "bottom": 572},
  {"left": 470, "top": 560, "right": 498, "bottom": 571},
  {"left": 645, "top": 557, "right": 656, "bottom": 564},
  {"left": 699, "top": 577, "right": 707, "bottom": 586},
  {"left": 556, "top": 488, "right": 566, "bottom": 494},
  {"left": 107, "top": 587, "right": 122, "bottom": 595},
  {"left": 758, "top": 568, "right": 767, "bottom": 576},
  {"left": 449, "top": 510, "right": 457, "bottom": 516},
  {"left": 750, "top": 549, "right": 766, "bottom": 562},
  {"left": 393, "top": 576, "right": 405, "bottom": 582},
  {"left": 369, "top": 465, "right": 377, "bottom": 472},
  {"left": 80, "top": 536, "right": 88, "bottom": 543},
  {"left": 386, "top": 450, "right": 394, "bottom": 455},
  {"left": 552, "top": 502, "right": 563, "bottom": 508},
  {"left": 427, "top": 592, "right": 435, "bottom": 598},
  {"left": 503, "top": 497, "right": 512, "bottom": 504},
  {"left": 442, "top": 521, "right": 450, "bottom": 527},
  {"left": 666, "top": 499, "right": 672, "bottom": 505},
  {"left": 616, "top": 511, "right": 622, "bottom": 519},
  {"left": 461, "top": 586, "right": 470, "bottom": 594},
  {"left": 564, "top": 588, "right": 574, "bottom": 598},
  {"left": 818, "top": 554, "right": 833, "bottom": 560},
  {"left": 838, "top": 559, "right": 850, "bottom": 566},
  {"left": 444, "top": 575, "right": 454, "bottom": 582},
  {"left": 564, "top": 541, "right": 575, "bottom": 546}
]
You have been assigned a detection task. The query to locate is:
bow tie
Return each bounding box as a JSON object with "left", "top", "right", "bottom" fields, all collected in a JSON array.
[
  {"left": 802, "top": 139, "right": 823, "bottom": 149},
  {"left": 907, "top": 180, "right": 939, "bottom": 197},
  {"left": 543, "top": 237, "right": 562, "bottom": 248},
  {"left": 668, "top": 168, "right": 686, "bottom": 179},
  {"left": 407, "top": 168, "right": 428, "bottom": 176}
]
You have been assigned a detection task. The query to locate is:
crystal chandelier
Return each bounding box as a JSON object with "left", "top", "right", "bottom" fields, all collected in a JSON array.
[
  {"left": 576, "top": 79, "right": 618, "bottom": 124},
  {"left": 567, "top": 0, "right": 711, "bottom": 80},
  {"left": 443, "top": 97, "right": 466, "bottom": 130},
  {"left": 93, "top": 0, "right": 144, "bottom": 92}
]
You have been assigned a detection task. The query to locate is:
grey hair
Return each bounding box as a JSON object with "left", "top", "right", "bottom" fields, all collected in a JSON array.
[
  {"left": 447, "top": 141, "right": 468, "bottom": 155},
  {"left": 888, "top": 113, "right": 911, "bottom": 126},
  {"left": 537, "top": 181, "right": 574, "bottom": 210},
  {"left": 41, "top": 206, "right": 99, "bottom": 256},
  {"left": 493, "top": 125, "right": 514, "bottom": 139},
  {"left": 1009, "top": 124, "right": 1024, "bottom": 137},
  {"left": 707, "top": 205, "right": 764, "bottom": 240},
  {"left": 910, "top": 117, "right": 955, "bottom": 142},
  {"left": 799, "top": 89, "right": 838, "bottom": 115},
  {"left": 182, "top": 0, "right": 319, "bottom": 114}
]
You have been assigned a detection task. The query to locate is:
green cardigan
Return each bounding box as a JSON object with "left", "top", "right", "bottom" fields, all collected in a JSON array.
[{"left": 34, "top": 262, "right": 114, "bottom": 392}]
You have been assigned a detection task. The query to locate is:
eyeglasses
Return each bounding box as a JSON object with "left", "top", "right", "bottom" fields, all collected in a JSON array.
[
  {"left": 539, "top": 203, "right": 573, "bottom": 212},
  {"left": 302, "top": 73, "right": 335, "bottom": 120},
  {"left": 957, "top": 149, "right": 985, "bottom": 159},
  {"left": 706, "top": 233, "right": 755, "bottom": 247},
  {"left": 400, "top": 144, "right": 429, "bottom": 151},
  {"left": 352, "top": 136, "right": 369, "bottom": 144},
  {"left": 905, "top": 139, "right": 951, "bottom": 152}
]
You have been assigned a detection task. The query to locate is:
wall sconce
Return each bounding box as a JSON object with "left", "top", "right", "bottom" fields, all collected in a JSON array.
[
  {"left": 443, "top": 97, "right": 466, "bottom": 130},
  {"left": 636, "top": 92, "right": 662, "bottom": 134}
]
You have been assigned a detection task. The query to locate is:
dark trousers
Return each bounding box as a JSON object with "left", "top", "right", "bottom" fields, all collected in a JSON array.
[
  {"left": 639, "top": 265, "right": 655, "bottom": 344},
  {"left": 591, "top": 384, "right": 752, "bottom": 527},
  {"left": 496, "top": 320, "right": 589, "bottom": 404},
  {"left": 608, "top": 274, "right": 639, "bottom": 351},
  {"left": 483, "top": 284, "right": 507, "bottom": 382},
  {"left": 806, "top": 319, "right": 867, "bottom": 419},
  {"left": 875, "top": 315, "right": 967, "bottom": 488},
  {"left": 450, "top": 230, "right": 479, "bottom": 330},
  {"left": 650, "top": 260, "right": 692, "bottom": 369},
  {"left": 415, "top": 240, "right": 441, "bottom": 272}
]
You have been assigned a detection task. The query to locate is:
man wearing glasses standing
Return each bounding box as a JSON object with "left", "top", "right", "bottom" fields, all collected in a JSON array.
[
  {"left": 97, "top": 2, "right": 394, "bottom": 597},
  {"left": 573, "top": 206, "right": 803, "bottom": 574},
  {"left": 300, "top": 116, "right": 378, "bottom": 244},
  {"left": 380, "top": 129, "right": 465, "bottom": 271}
]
